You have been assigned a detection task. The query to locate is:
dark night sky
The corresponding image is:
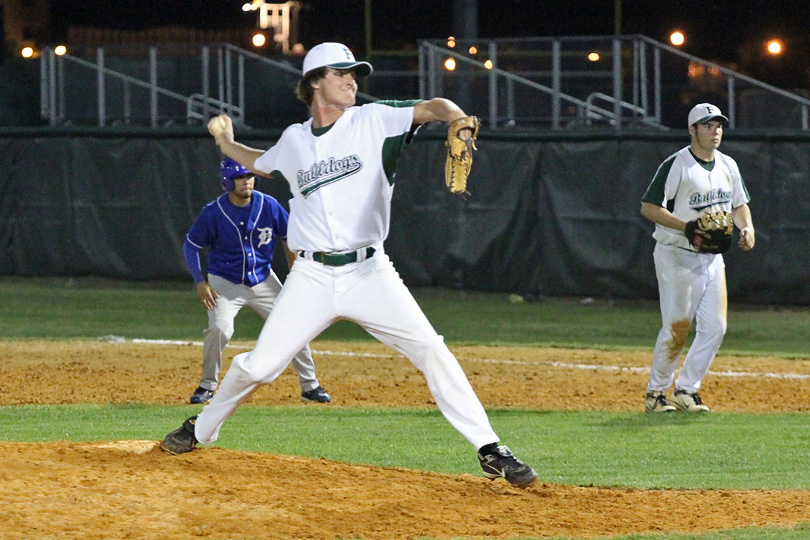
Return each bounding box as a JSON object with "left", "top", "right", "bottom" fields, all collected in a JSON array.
[{"left": 48, "top": 0, "right": 810, "bottom": 84}]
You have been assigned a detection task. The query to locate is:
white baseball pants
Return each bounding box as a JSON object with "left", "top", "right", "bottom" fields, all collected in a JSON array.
[
  {"left": 647, "top": 243, "right": 727, "bottom": 393},
  {"left": 195, "top": 250, "right": 500, "bottom": 450},
  {"left": 202, "top": 273, "right": 320, "bottom": 392}
]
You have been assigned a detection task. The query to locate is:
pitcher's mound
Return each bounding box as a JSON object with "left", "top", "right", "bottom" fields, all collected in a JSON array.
[{"left": 3, "top": 441, "right": 810, "bottom": 540}]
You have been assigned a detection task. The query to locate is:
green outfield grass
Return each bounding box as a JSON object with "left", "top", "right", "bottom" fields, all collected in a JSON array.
[
  {"left": 2, "top": 405, "right": 809, "bottom": 491},
  {"left": 2, "top": 276, "right": 809, "bottom": 357},
  {"left": 610, "top": 527, "right": 810, "bottom": 540}
]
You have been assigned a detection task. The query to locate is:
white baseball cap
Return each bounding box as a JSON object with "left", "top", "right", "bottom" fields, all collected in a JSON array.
[
  {"left": 688, "top": 103, "right": 729, "bottom": 127},
  {"left": 302, "top": 42, "right": 373, "bottom": 77}
]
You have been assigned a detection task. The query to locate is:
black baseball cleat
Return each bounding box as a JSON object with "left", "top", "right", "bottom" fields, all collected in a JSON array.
[
  {"left": 160, "top": 416, "right": 199, "bottom": 455},
  {"left": 301, "top": 386, "right": 331, "bottom": 403},
  {"left": 189, "top": 387, "right": 214, "bottom": 404},
  {"left": 478, "top": 444, "right": 538, "bottom": 487}
]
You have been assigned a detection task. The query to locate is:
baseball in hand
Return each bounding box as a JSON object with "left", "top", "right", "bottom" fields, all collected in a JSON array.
[{"left": 208, "top": 115, "right": 229, "bottom": 137}]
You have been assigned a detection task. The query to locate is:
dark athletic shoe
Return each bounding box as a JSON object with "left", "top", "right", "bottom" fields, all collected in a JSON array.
[
  {"left": 160, "top": 416, "right": 199, "bottom": 455},
  {"left": 478, "top": 445, "right": 538, "bottom": 487},
  {"left": 645, "top": 390, "right": 676, "bottom": 413},
  {"left": 189, "top": 387, "right": 214, "bottom": 404},
  {"left": 301, "top": 386, "right": 331, "bottom": 403},
  {"left": 671, "top": 389, "right": 710, "bottom": 413}
]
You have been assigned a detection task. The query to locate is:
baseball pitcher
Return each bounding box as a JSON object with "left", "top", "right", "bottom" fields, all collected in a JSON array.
[{"left": 163, "top": 42, "right": 537, "bottom": 488}]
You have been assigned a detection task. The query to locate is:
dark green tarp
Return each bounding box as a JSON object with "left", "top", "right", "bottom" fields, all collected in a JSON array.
[{"left": 2, "top": 127, "right": 809, "bottom": 305}]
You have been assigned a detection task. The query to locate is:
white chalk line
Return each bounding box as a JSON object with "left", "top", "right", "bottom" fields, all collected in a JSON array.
[
  {"left": 127, "top": 338, "right": 394, "bottom": 358},
  {"left": 479, "top": 359, "right": 810, "bottom": 380},
  {"left": 122, "top": 338, "right": 810, "bottom": 381}
]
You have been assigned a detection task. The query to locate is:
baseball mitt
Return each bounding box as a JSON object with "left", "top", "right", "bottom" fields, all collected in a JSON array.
[
  {"left": 684, "top": 211, "right": 733, "bottom": 253},
  {"left": 445, "top": 116, "right": 480, "bottom": 199}
]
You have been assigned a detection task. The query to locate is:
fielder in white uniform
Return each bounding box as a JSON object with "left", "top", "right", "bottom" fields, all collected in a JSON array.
[
  {"left": 161, "top": 42, "right": 538, "bottom": 487},
  {"left": 641, "top": 103, "right": 755, "bottom": 413}
]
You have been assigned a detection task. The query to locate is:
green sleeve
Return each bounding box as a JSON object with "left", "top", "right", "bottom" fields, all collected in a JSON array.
[
  {"left": 641, "top": 153, "right": 677, "bottom": 207},
  {"left": 373, "top": 100, "right": 421, "bottom": 184},
  {"left": 739, "top": 177, "right": 751, "bottom": 202},
  {"left": 374, "top": 99, "right": 421, "bottom": 108},
  {"left": 382, "top": 133, "right": 409, "bottom": 184}
]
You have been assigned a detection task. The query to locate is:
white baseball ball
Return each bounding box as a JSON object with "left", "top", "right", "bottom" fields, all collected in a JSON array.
[{"left": 209, "top": 116, "right": 228, "bottom": 136}]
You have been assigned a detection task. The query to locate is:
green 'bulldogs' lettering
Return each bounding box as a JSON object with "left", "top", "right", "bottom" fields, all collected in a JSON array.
[
  {"left": 689, "top": 188, "right": 731, "bottom": 211},
  {"left": 297, "top": 155, "right": 363, "bottom": 197}
]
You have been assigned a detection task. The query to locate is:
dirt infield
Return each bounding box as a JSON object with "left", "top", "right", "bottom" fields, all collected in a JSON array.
[{"left": 3, "top": 339, "right": 810, "bottom": 539}]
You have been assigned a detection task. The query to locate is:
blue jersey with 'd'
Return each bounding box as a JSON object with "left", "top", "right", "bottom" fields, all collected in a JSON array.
[{"left": 184, "top": 191, "right": 289, "bottom": 286}]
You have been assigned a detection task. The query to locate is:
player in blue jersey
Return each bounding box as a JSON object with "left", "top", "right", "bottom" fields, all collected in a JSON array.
[{"left": 182, "top": 157, "right": 330, "bottom": 405}]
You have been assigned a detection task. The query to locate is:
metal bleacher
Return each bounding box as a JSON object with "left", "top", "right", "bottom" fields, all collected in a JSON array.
[{"left": 39, "top": 35, "right": 810, "bottom": 131}]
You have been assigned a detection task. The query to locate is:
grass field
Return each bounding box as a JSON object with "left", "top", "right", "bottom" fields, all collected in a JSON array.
[
  {"left": 3, "top": 276, "right": 810, "bottom": 540},
  {"left": 2, "top": 276, "right": 809, "bottom": 357},
  {"left": 2, "top": 405, "right": 809, "bottom": 491}
]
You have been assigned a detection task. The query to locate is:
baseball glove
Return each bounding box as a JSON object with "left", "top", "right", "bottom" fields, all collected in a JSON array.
[
  {"left": 445, "top": 116, "right": 480, "bottom": 199},
  {"left": 684, "top": 211, "right": 734, "bottom": 253}
]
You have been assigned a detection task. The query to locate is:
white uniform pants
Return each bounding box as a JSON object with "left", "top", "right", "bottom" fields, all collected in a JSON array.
[
  {"left": 196, "top": 250, "right": 500, "bottom": 450},
  {"left": 648, "top": 243, "right": 727, "bottom": 393},
  {"left": 201, "top": 273, "right": 320, "bottom": 392}
]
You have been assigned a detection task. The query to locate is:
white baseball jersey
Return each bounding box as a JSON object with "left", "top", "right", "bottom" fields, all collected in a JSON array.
[
  {"left": 254, "top": 102, "right": 415, "bottom": 253},
  {"left": 643, "top": 145, "right": 752, "bottom": 396},
  {"left": 642, "top": 146, "right": 750, "bottom": 250},
  {"left": 195, "top": 100, "right": 502, "bottom": 451}
]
